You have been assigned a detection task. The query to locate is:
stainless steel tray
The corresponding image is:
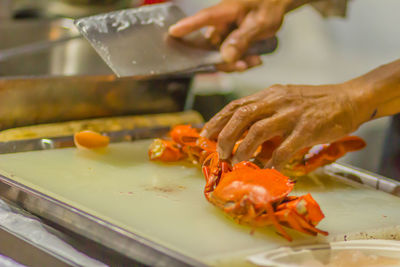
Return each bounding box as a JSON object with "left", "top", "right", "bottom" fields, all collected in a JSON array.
[{"left": 0, "top": 127, "right": 399, "bottom": 267}]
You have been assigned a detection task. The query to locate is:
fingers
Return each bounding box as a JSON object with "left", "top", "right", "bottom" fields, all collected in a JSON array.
[
  {"left": 220, "top": 0, "right": 286, "bottom": 63},
  {"left": 204, "top": 25, "right": 230, "bottom": 46},
  {"left": 169, "top": 3, "right": 240, "bottom": 37},
  {"left": 205, "top": 26, "right": 222, "bottom": 46},
  {"left": 216, "top": 55, "right": 262, "bottom": 72},
  {"left": 231, "top": 114, "right": 292, "bottom": 164},
  {"left": 220, "top": 9, "right": 272, "bottom": 63},
  {"left": 216, "top": 103, "right": 267, "bottom": 159},
  {"left": 169, "top": 9, "right": 216, "bottom": 37},
  {"left": 200, "top": 99, "right": 244, "bottom": 140},
  {"left": 266, "top": 129, "right": 309, "bottom": 171},
  {"left": 200, "top": 93, "right": 263, "bottom": 139}
]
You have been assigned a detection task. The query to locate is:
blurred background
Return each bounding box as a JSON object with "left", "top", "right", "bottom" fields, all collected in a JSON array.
[{"left": 1, "top": 0, "right": 399, "bottom": 175}]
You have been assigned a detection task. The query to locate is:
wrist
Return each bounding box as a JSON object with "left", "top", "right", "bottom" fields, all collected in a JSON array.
[
  {"left": 340, "top": 80, "right": 375, "bottom": 130},
  {"left": 344, "top": 59, "right": 400, "bottom": 127}
]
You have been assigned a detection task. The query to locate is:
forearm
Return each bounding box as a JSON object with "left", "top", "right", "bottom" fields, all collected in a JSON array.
[{"left": 346, "top": 59, "right": 400, "bottom": 127}]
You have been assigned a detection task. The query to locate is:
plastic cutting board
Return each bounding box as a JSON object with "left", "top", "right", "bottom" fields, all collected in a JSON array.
[{"left": 0, "top": 140, "right": 400, "bottom": 266}]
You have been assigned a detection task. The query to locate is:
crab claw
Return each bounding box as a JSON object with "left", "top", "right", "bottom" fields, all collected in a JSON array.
[{"left": 287, "top": 136, "right": 367, "bottom": 175}]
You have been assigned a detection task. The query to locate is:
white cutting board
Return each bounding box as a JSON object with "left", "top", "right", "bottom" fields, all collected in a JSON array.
[{"left": 0, "top": 140, "right": 400, "bottom": 266}]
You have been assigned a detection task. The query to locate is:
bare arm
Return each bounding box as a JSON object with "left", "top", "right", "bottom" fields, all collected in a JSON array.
[
  {"left": 200, "top": 59, "right": 400, "bottom": 170},
  {"left": 349, "top": 59, "right": 400, "bottom": 125}
]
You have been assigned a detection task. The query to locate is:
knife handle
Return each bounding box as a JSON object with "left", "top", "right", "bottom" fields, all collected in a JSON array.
[
  {"left": 244, "top": 36, "right": 278, "bottom": 56},
  {"left": 180, "top": 36, "right": 279, "bottom": 74}
]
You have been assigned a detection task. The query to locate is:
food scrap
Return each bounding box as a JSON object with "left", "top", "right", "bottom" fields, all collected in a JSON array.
[{"left": 74, "top": 130, "right": 110, "bottom": 149}]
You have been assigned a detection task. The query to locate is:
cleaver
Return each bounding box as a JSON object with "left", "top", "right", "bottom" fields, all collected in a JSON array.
[{"left": 74, "top": 3, "right": 278, "bottom": 78}]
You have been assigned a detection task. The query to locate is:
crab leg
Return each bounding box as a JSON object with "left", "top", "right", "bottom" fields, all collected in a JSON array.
[
  {"left": 276, "top": 210, "right": 318, "bottom": 236},
  {"left": 265, "top": 200, "right": 292, "bottom": 241}
]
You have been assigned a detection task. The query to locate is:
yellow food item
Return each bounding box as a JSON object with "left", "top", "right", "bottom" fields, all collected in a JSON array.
[
  {"left": 74, "top": 131, "right": 110, "bottom": 149},
  {"left": 0, "top": 111, "right": 203, "bottom": 142}
]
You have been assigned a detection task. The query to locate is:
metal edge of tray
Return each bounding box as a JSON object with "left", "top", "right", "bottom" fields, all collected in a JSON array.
[
  {"left": 324, "top": 163, "right": 400, "bottom": 197},
  {"left": 0, "top": 126, "right": 207, "bottom": 267},
  {"left": 0, "top": 125, "right": 170, "bottom": 154}
]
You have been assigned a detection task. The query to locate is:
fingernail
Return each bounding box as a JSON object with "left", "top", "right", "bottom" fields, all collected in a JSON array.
[
  {"left": 168, "top": 24, "right": 178, "bottom": 35},
  {"left": 235, "top": 60, "right": 247, "bottom": 71},
  {"left": 221, "top": 46, "right": 238, "bottom": 63}
]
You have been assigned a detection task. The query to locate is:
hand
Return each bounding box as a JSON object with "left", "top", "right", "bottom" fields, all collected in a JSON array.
[
  {"left": 200, "top": 83, "right": 363, "bottom": 170},
  {"left": 169, "top": 0, "right": 293, "bottom": 72}
]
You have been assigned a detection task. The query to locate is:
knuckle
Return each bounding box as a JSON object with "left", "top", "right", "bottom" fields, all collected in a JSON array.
[
  {"left": 249, "top": 121, "right": 265, "bottom": 137},
  {"left": 255, "top": 15, "right": 269, "bottom": 27},
  {"left": 198, "top": 9, "right": 212, "bottom": 20},
  {"left": 227, "top": 99, "right": 242, "bottom": 110},
  {"left": 235, "top": 105, "right": 254, "bottom": 119}
]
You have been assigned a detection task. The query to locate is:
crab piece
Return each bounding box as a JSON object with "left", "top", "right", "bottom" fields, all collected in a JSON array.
[
  {"left": 148, "top": 138, "right": 184, "bottom": 162},
  {"left": 208, "top": 163, "right": 327, "bottom": 241},
  {"left": 208, "top": 163, "right": 296, "bottom": 240},
  {"left": 209, "top": 163, "right": 294, "bottom": 210},
  {"left": 169, "top": 125, "right": 200, "bottom": 146},
  {"left": 274, "top": 194, "right": 328, "bottom": 237},
  {"left": 285, "top": 136, "right": 367, "bottom": 176},
  {"left": 202, "top": 152, "right": 232, "bottom": 197},
  {"left": 74, "top": 130, "right": 110, "bottom": 149}
]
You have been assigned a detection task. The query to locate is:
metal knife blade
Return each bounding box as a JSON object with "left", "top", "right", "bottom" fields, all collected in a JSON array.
[{"left": 75, "top": 3, "right": 277, "bottom": 78}]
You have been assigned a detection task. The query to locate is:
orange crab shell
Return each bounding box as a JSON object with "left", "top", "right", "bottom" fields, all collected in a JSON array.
[
  {"left": 148, "top": 138, "right": 184, "bottom": 162},
  {"left": 169, "top": 125, "right": 200, "bottom": 146},
  {"left": 210, "top": 164, "right": 294, "bottom": 210},
  {"left": 287, "top": 136, "right": 367, "bottom": 176},
  {"left": 276, "top": 193, "right": 325, "bottom": 226}
]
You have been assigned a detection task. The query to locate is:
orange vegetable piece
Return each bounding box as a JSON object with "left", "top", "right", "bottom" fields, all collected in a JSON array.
[{"left": 74, "top": 130, "right": 110, "bottom": 149}]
